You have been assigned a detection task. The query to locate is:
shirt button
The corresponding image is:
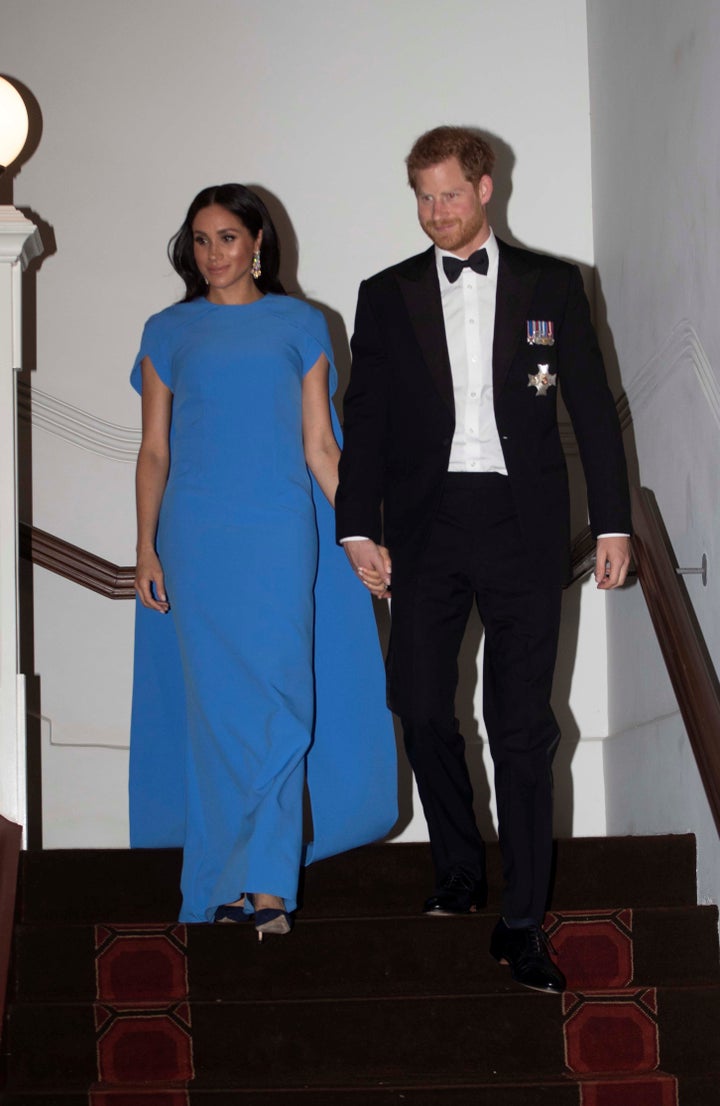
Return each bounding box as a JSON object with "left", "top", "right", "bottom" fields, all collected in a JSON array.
[
  {"left": 469, "top": 460, "right": 477, "bottom": 468},
  {"left": 469, "top": 318, "right": 476, "bottom": 324},
  {"left": 470, "top": 391, "right": 477, "bottom": 398}
]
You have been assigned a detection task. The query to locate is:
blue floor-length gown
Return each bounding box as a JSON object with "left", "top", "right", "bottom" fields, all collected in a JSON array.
[{"left": 129, "top": 294, "right": 397, "bottom": 923}]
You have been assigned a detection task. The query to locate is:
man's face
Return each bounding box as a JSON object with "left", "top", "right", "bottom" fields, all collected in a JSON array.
[{"left": 414, "top": 157, "right": 493, "bottom": 257}]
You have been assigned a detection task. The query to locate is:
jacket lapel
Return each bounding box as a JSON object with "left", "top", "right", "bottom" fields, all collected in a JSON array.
[
  {"left": 393, "top": 240, "right": 542, "bottom": 409},
  {"left": 397, "top": 248, "right": 454, "bottom": 414},
  {"left": 493, "top": 240, "right": 541, "bottom": 395}
]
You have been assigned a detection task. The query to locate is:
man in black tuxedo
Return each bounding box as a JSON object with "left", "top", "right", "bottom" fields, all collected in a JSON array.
[{"left": 336, "top": 126, "right": 631, "bottom": 994}]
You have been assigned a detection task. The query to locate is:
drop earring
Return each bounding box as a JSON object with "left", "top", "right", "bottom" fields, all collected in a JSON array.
[{"left": 251, "top": 249, "right": 261, "bottom": 280}]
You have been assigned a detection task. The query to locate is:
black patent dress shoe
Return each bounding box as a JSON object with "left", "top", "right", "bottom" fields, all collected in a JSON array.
[
  {"left": 490, "top": 919, "right": 566, "bottom": 994},
  {"left": 423, "top": 869, "right": 488, "bottom": 915}
]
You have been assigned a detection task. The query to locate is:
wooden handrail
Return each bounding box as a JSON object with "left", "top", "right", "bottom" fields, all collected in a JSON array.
[
  {"left": 566, "top": 490, "right": 720, "bottom": 834},
  {"left": 19, "top": 523, "right": 135, "bottom": 600},
  {"left": 19, "top": 520, "right": 600, "bottom": 598},
  {"left": 10, "top": 498, "right": 699, "bottom": 618},
  {"left": 630, "top": 486, "right": 720, "bottom": 835},
  {"left": 18, "top": 491, "right": 720, "bottom": 833}
]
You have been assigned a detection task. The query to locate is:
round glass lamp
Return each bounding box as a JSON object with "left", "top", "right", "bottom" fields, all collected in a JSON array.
[{"left": 0, "top": 77, "right": 29, "bottom": 174}]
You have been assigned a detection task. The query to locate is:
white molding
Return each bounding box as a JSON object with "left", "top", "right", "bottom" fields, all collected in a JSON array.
[
  {"left": 27, "top": 319, "right": 717, "bottom": 466},
  {"left": 20, "top": 381, "right": 582, "bottom": 465},
  {"left": 624, "top": 318, "right": 720, "bottom": 430},
  {"left": 26, "top": 316, "right": 716, "bottom": 466},
  {"left": 604, "top": 706, "right": 682, "bottom": 744},
  {"left": 18, "top": 381, "right": 140, "bottom": 463},
  {"left": 0, "top": 206, "right": 42, "bottom": 271}
]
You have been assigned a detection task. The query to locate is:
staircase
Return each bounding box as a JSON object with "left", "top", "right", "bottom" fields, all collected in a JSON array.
[{"left": 2, "top": 835, "right": 720, "bottom": 1104}]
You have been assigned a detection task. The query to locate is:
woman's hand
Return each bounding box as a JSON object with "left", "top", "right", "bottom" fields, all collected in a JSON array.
[
  {"left": 135, "top": 547, "right": 170, "bottom": 612},
  {"left": 135, "top": 357, "right": 172, "bottom": 612},
  {"left": 359, "top": 563, "right": 391, "bottom": 598},
  {"left": 344, "top": 540, "right": 392, "bottom": 598}
]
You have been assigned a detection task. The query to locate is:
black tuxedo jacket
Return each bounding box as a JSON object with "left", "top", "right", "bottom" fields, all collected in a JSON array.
[{"left": 336, "top": 239, "right": 631, "bottom": 585}]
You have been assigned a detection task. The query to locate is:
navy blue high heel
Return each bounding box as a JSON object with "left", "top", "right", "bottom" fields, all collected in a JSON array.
[
  {"left": 250, "top": 895, "right": 292, "bottom": 940},
  {"left": 213, "top": 896, "right": 248, "bottom": 924},
  {"left": 254, "top": 907, "right": 292, "bottom": 940}
]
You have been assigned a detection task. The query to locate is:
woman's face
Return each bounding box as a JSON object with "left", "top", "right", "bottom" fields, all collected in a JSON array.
[{"left": 192, "top": 204, "right": 262, "bottom": 303}]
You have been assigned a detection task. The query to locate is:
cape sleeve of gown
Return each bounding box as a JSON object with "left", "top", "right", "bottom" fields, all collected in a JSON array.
[
  {"left": 128, "top": 306, "right": 187, "bottom": 847},
  {"left": 130, "top": 308, "right": 175, "bottom": 394},
  {"left": 279, "top": 300, "right": 398, "bottom": 863}
]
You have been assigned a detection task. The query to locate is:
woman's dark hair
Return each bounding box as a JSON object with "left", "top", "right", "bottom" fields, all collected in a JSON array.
[{"left": 169, "top": 183, "right": 286, "bottom": 301}]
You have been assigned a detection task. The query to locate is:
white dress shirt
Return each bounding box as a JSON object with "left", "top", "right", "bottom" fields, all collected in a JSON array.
[{"left": 437, "top": 230, "right": 507, "bottom": 474}]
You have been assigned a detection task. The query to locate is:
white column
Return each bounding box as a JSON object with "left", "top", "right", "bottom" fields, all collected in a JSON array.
[{"left": 0, "top": 205, "right": 43, "bottom": 840}]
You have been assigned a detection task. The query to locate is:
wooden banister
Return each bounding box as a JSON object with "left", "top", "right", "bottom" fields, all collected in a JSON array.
[
  {"left": 20, "top": 521, "right": 597, "bottom": 600},
  {"left": 18, "top": 492, "right": 720, "bottom": 837},
  {"left": 19, "top": 523, "right": 135, "bottom": 600},
  {"left": 565, "top": 490, "right": 720, "bottom": 835},
  {"left": 630, "top": 486, "right": 720, "bottom": 835}
]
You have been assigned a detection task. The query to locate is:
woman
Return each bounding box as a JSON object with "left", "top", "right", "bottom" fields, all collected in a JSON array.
[{"left": 130, "top": 184, "right": 396, "bottom": 934}]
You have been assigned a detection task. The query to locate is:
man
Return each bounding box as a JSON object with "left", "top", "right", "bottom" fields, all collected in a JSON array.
[{"left": 336, "top": 126, "right": 631, "bottom": 995}]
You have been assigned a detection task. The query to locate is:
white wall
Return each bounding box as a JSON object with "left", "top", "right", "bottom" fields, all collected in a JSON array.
[
  {"left": 2, "top": 0, "right": 604, "bottom": 846},
  {"left": 587, "top": 0, "right": 720, "bottom": 903}
]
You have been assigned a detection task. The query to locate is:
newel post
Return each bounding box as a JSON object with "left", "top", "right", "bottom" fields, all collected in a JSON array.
[{"left": 0, "top": 206, "right": 42, "bottom": 841}]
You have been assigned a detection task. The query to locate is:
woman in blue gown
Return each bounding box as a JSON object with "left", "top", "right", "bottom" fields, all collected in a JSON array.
[{"left": 131, "top": 184, "right": 397, "bottom": 933}]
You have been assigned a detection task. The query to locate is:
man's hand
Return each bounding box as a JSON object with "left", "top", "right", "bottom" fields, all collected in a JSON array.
[
  {"left": 595, "top": 536, "right": 631, "bottom": 590},
  {"left": 343, "top": 539, "right": 392, "bottom": 597}
]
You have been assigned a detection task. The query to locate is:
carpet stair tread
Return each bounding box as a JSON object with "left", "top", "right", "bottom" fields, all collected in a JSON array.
[
  {"left": 5, "top": 984, "right": 720, "bottom": 1089},
  {"left": 5, "top": 835, "right": 720, "bottom": 1105},
  {"left": 10, "top": 905, "right": 720, "bottom": 1002},
  {"left": 16, "top": 835, "right": 698, "bottom": 923},
  {"left": 4, "top": 1073, "right": 720, "bottom": 1105}
]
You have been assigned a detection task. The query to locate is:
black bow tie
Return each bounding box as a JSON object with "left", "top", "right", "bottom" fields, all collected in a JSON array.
[{"left": 442, "top": 248, "right": 489, "bottom": 283}]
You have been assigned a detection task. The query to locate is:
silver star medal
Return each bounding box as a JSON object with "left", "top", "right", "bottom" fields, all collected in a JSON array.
[{"left": 528, "top": 363, "right": 557, "bottom": 396}]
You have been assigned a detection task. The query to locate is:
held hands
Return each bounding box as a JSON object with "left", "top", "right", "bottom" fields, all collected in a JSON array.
[
  {"left": 135, "top": 548, "right": 170, "bottom": 612},
  {"left": 343, "top": 539, "right": 392, "bottom": 598},
  {"left": 595, "top": 536, "right": 631, "bottom": 590}
]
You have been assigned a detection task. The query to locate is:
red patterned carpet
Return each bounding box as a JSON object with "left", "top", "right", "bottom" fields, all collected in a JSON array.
[{"left": 3, "top": 837, "right": 720, "bottom": 1104}]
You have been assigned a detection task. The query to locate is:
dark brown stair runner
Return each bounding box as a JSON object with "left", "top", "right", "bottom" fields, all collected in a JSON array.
[{"left": 2, "top": 836, "right": 719, "bottom": 1104}]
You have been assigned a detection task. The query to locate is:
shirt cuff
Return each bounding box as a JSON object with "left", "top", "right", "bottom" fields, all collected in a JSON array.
[
  {"left": 597, "top": 533, "right": 630, "bottom": 538},
  {"left": 339, "top": 536, "right": 371, "bottom": 543}
]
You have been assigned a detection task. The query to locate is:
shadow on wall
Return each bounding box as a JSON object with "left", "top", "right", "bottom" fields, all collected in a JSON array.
[
  {"left": 593, "top": 269, "right": 641, "bottom": 491},
  {"left": 249, "top": 183, "right": 352, "bottom": 423}
]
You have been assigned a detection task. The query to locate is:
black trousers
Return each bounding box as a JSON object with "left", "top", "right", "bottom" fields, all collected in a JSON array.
[{"left": 391, "top": 473, "right": 562, "bottom": 924}]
